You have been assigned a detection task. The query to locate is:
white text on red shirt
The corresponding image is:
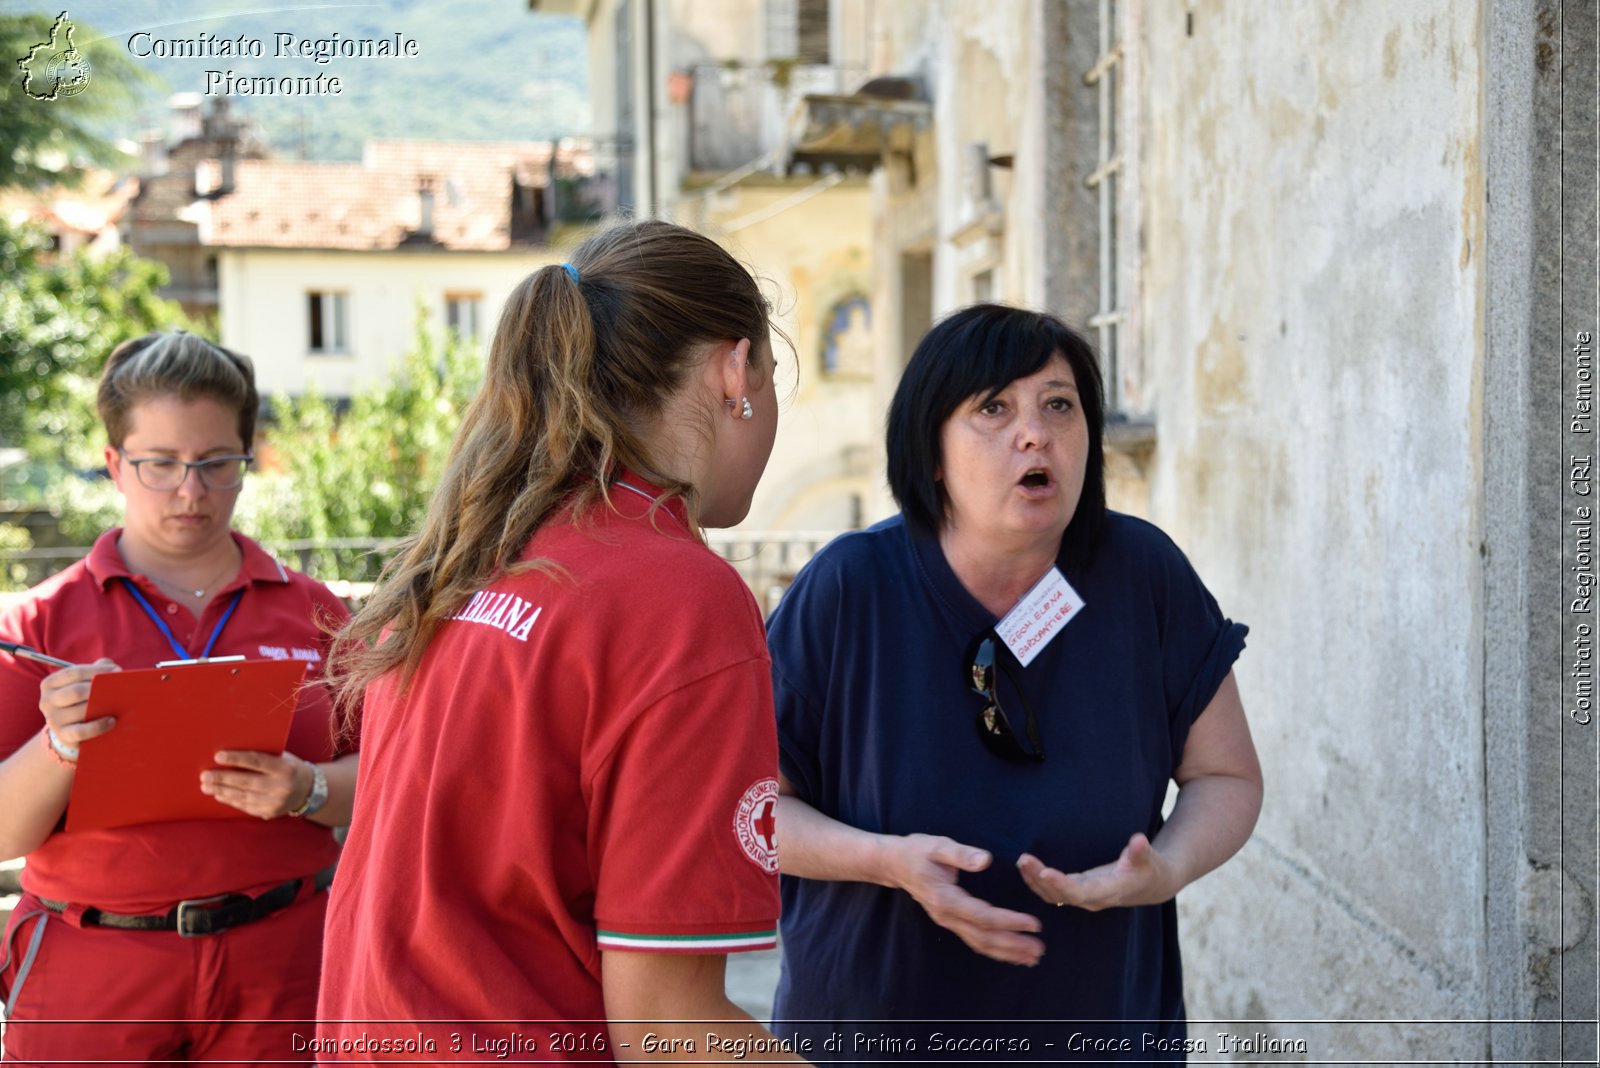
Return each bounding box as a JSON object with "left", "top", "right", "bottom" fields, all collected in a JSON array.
[{"left": 449, "top": 590, "right": 543, "bottom": 642}]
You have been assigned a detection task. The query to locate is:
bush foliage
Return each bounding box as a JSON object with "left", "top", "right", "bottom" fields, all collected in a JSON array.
[
  {"left": 0, "top": 290, "right": 483, "bottom": 589},
  {"left": 0, "top": 218, "right": 192, "bottom": 471},
  {"left": 237, "top": 322, "right": 482, "bottom": 579}
]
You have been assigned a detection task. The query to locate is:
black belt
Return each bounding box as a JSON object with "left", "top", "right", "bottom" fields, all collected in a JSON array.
[{"left": 36, "top": 867, "right": 334, "bottom": 938}]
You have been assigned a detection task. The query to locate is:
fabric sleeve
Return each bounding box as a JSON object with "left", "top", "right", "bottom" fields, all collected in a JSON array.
[
  {"left": 764, "top": 559, "right": 836, "bottom": 805},
  {"left": 1150, "top": 531, "right": 1248, "bottom": 765},
  {"left": 0, "top": 596, "right": 51, "bottom": 760},
  {"left": 588, "top": 656, "right": 780, "bottom": 953},
  {"left": 771, "top": 663, "right": 825, "bottom": 804},
  {"left": 267, "top": 577, "right": 355, "bottom": 764}
]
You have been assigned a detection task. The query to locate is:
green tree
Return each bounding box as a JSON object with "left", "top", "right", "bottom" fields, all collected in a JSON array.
[
  {"left": 0, "top": 521, "right": 33, "bottom": 589},
  {"left": 235, "top": 316, "right": 483, "bottom": 580},
  {"left": 0, "top": 302, "right": 481, "bottom": 590},
  {"left": 2, "top": 11, "right": 153, "bottom": 190},
  {"left": 0, "top": 217, "right": 191, "bottom": 469},
  {"left": 0, "top": 12, "right": 171, "bottom": 548}
]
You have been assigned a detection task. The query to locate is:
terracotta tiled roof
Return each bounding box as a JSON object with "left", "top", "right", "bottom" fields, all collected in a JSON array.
[
  {"left": 203, "top": 139, "right": 593, "bottom": 251},
  {"left": 0, "top": 170, "right": 139, "bottom": 235}
]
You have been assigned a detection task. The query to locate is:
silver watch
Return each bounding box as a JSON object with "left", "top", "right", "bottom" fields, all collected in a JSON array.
[{"left": 288, "top": 757, "right": 329, "bottom": 818}]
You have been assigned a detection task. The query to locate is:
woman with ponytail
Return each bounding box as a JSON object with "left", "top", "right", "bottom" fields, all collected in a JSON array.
[{"left": 316, "top": 220, "right": 800, "bottom": 1061}]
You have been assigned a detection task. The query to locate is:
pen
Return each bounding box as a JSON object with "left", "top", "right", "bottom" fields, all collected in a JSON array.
[{"left": 0, "top": 640, "right": 75, "bottom": 669}]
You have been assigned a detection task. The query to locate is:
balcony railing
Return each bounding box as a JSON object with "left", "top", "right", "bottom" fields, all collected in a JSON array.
[{"left": 685, "top": 62, "right": 869, "bottom": 173}]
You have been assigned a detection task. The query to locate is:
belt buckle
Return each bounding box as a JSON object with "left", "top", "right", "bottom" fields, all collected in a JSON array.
[{"left": 174, "top": 893, "right": 230, "bottom": 938}]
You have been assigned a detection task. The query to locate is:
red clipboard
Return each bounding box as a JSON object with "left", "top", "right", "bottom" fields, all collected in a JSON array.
[{"left": 67, "top": 658, "right": 309, "bottom": 832}]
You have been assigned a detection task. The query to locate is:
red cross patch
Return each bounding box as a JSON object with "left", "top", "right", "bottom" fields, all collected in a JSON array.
[{"left": 733, "top": 778, "right": 780, "bottom": 874}]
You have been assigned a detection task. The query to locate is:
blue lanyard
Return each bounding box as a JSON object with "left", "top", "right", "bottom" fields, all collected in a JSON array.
[{"left": 119, "top": 579, "right": 244, "bottom": 661}]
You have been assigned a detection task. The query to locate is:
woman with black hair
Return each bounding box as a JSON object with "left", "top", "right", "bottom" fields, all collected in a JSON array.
[{"left": 768, "top": 304, "right": 1262, "bottom": 1056}]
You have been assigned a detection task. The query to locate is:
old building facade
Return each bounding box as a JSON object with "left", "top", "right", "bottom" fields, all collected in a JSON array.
[
  {"left": 533, "top": 0, "right": 880, "bottom": 545},
  {"left": 127, "top": 99, "right": 594, "bottom": 399},
  {"left": 525, "top": 1, "right": 1592, "bottom": 1056},
  {"left": 799, "top": 2, "right": 1591, "bottom": 1061}
]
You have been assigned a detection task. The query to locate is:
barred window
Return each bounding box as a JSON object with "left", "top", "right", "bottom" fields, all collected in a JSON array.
[
  {"left": 1084, "top": 0, "right": 1124, "bottom": 410},
  {"left": 766, "top": 0, "right": 829, "bottom": 63}
]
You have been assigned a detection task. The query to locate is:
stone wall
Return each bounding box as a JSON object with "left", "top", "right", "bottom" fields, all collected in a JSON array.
[{"left": 1134, "top": 0, "right": 1595, "bottom": 1060}]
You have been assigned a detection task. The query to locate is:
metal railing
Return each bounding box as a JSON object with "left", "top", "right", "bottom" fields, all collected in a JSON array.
[
  {"left": 706, "top": 530, "right": 841, "bottom": 613},
  {"left": 0, "top": 539, "right": 402, "bottom": 593},
  {"left": 0, "top": 532, "right": 846, "bottom": 615}
]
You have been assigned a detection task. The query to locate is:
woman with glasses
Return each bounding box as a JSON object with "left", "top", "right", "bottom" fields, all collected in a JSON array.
[
  {"left": 0, "top": 331, "right": 355, "bottom": 1063},
  {"left": 315, "top": 221, "right": 798, "bottom": 1061},
  {"left": 767, "top": 304, "right": 1262, "bottom": 1057}
]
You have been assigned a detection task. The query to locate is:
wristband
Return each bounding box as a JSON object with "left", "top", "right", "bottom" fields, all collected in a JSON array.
[
  {"left": 43, "top": 726, "right": 79, "bottom": 767},
  {"left": 286, "top": 756, "right": 329, "bottom": 818}
]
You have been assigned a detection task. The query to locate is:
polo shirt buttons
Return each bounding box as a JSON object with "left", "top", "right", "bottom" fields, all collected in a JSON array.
[{"left": 166, "top": 604, "right": 178, "bottom": 614}]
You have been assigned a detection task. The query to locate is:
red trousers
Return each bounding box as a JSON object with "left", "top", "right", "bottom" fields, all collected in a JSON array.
[{"left": 1, "top": 890, "right": 326, "bottom": 1066}]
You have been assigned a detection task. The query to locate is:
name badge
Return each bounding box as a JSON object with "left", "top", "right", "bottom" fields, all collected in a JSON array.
[{"left": 996, "top": 566, "right": 1085, "bottom": 667}]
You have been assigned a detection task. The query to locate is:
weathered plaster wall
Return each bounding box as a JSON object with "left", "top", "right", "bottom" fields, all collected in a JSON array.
[
  {"left": 709, "top": 178, "right": 877, "bottom": 533},
  {"left": 667, "top": 0, "right": 762, "bottom": 60},
  {"left": 862, "top": 0, "right": 938, "bottom": 84},
  {"left": 929, "top": 0, "right": 1036, "bottom": 310},
  {"left": 1138, "top": 0, "right": 1489, "bottom": 1052},
  {"left": 1485, "top": 2, "right": 1600, "bottom": 1061},
  {"left": 582, "top": 0, "right": 623, "bottom": 174}
]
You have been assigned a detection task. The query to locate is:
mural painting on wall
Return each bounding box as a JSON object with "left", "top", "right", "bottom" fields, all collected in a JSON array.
[{"left": 822, "top": 295, "right": 872, "bottom": 378}]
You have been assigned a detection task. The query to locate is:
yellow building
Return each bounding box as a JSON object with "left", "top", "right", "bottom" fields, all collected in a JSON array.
[{"left": 531, "top": 0, "right": 878, "bottom": 562}]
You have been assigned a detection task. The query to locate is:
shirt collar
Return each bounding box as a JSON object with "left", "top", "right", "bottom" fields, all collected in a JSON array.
[
  {"left": 84, "top": 529, "right": 291, "bottom": 591},
  {"left": 906, "top": 519, "right": 1071, "bottom": 633},
  {"left": 608, "top": 469, "right": 693, "bottom": 528}
]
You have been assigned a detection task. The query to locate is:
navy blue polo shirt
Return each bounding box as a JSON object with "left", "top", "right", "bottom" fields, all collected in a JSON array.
[{"left": 768, "top": 512, "right": 1246, "bottom": 1059}]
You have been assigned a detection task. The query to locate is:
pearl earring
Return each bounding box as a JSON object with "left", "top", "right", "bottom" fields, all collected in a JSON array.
[{"left": 740, "top": 397, "right": 754, "bottom": 420}]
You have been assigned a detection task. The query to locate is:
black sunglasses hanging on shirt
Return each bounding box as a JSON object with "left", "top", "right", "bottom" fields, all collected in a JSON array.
[{"left": 965, "top": 632, "right": 1045, "bottom": 763}]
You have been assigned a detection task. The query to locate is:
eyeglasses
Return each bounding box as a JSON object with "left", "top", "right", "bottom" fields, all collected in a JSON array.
[
  {"left": 118, "top": 451, "right": 252, "bottom": 491},
  {"left": 966, "top": 633, "right": 1045, "bottom": 763}
]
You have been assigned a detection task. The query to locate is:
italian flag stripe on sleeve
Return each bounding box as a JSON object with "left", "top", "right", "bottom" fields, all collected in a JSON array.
[{"left": 596, "top": 929, "right": 777, "bottom": 952}]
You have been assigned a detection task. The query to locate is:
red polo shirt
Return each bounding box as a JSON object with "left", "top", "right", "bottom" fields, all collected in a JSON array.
[
  {"left": 0, "top": 529, "right": 348, "bottom": 912},
  {"left": 318, "top": 481, "right": 779, "bottom": 1056}
]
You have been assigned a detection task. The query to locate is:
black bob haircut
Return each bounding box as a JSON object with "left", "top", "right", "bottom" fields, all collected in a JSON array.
[{"left": 886, "top": 303, "right": 1107, "bottom": 571}]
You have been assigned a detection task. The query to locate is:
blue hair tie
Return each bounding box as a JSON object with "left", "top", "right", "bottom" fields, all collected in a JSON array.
[{"left": 561, "top": 262, "right": 580, "bottom": 285}]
